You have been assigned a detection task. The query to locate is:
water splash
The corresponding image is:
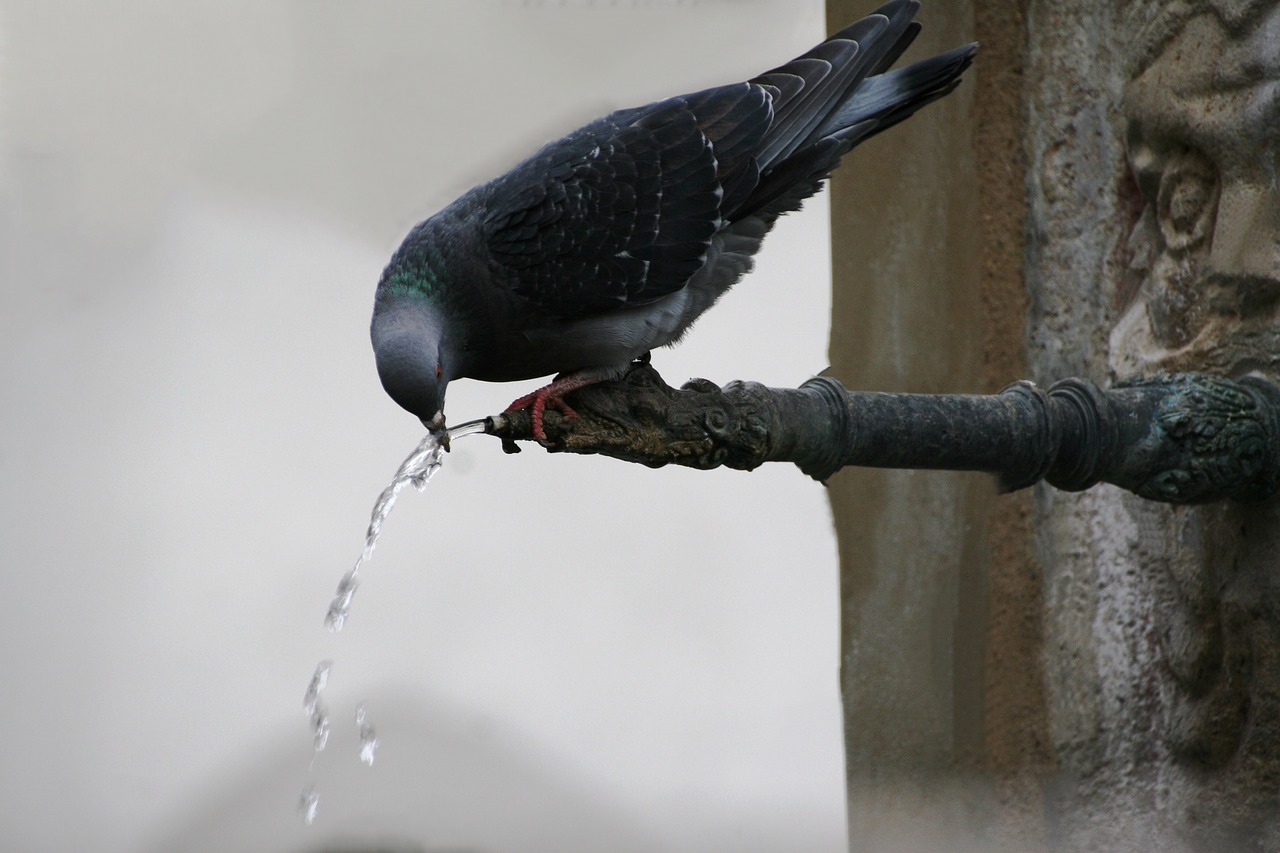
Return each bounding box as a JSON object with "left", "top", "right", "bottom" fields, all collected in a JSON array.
[{"left": 356, "top": 704, "right": 379, "bottom": 766}]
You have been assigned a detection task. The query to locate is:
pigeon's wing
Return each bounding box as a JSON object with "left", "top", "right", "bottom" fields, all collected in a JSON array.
[
  {"left": 481, "top": 85, "right": 771, "bottom": 321},
  {"left": 480, "top": 0, "right": 973, "bottom": 321}
]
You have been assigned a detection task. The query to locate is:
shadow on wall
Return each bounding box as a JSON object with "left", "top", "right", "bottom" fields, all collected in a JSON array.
[{"left": 144, "top": 689, "right": 660, "bottom": 853}]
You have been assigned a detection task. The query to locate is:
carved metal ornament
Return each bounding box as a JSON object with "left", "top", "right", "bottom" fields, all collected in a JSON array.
[
  {"left": 1109, "top": 374, "right": 1280, "bottom": 502},
  {"left": 482, "top": 363, "right": 1280, "bottom": 505}
]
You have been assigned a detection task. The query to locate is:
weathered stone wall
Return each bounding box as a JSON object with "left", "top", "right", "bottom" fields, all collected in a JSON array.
[
  {"left": 1029, "top": 1, "right": 1280, "bottom": 849},
  {"left": 826, "top": 1, "right": 1047, "bottom": 849},
  {"left": 828, "top": 0, "right": 1280, "bottom": 849}
]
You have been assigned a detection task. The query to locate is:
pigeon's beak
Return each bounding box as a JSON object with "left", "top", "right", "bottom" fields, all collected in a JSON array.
[{"left": 422, "top": 411, "right": 449, "bottom": 451}]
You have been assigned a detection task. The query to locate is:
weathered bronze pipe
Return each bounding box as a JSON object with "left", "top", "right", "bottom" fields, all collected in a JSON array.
[{"left": 483, "top": 363, "right": 1280, "bottom": 505}]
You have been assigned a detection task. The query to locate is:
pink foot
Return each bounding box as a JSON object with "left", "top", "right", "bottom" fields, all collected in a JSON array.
[{"left": 505, "top": 372, "right": 606, "bottom": 441}]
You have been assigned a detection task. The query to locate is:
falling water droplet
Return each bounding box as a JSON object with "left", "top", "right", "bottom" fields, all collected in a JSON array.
[
  {"left": 305, "top": 661, "right": 334, "bottom": 754},
  {"left": 303, "top": 661, "right": 332, "bottom": 716},
  {"left": 324, "top": 570, "right": 360, "bottom": 633},
  {"left": 359, "top": 734, "right": 378, "bottom": 766},
  {"left": 311, "top": 709, "right": 331, "bottom": 752},
  {"left": 299, "top": 785, "right": 319, "bottom": 825},
  {"left": 355, "top": 704, "right": 379, "bottom": 766}
]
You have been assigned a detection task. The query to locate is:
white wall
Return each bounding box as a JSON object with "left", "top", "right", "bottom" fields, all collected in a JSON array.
[{"left": 0, "top": 2, "right": 843, "bottom": 851}]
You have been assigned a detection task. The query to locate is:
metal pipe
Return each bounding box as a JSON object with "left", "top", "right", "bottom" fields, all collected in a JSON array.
[{"left": 484, "top": 364, "right": 1280, "bottom": 505}]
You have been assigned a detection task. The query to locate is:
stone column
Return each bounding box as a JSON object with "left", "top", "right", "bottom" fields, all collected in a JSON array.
[
  {"left": 827, "top": 0, "right": 1280, "bottom": 849},
  {"left": 826, "top": 1, "right": 1050, "bottom": 849},
  {"left": 1030, "top": 1, "right": 1280, "bottom": 849}
]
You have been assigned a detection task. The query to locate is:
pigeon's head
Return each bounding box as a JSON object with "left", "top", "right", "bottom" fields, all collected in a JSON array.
[{"left": 371, "top": 293, "right": 455, "bottom": 433}]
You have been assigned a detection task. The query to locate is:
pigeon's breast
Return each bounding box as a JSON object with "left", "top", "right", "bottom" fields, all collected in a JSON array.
[{"left": 465, "top": 289, "right": 694, "bottom": 382}]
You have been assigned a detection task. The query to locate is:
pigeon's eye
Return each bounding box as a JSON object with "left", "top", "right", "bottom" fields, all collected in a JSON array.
[{"left": 436, "top": 365, "right": 443, "bottom": 379}]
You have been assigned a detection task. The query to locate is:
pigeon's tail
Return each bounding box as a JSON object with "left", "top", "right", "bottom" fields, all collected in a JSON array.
[
  {"left": 748, "top": 0, "right": 923, "bottom": 175},
  {"left": 816, "top": 44, "right": 978, "bottom": 147},
  {"left": 733, "top": 0, "right": 976, "bottom": 221}
]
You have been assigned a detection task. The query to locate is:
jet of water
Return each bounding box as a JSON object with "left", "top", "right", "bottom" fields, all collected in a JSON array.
[
  {"left": 324, "top": 431, "right": 444, "bottom": 631},
  {"left": 301, "top": 420, "right": 487, "bottom": 824},
  {"left": 324, "top": 421, "right": 487, "bottom": 632}
]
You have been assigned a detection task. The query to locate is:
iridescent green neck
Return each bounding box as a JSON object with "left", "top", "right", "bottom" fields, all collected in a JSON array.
[
  {"left": 381, "top": 266, "right": 439, "bottom": 299},
  {"left": 381, "top": 246, "right": 448, "bottom": 300}
]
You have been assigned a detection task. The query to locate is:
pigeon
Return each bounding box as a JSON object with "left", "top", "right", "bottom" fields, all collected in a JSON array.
[{"left": 372, "top": 1, "right": 976, "bottom": 440}]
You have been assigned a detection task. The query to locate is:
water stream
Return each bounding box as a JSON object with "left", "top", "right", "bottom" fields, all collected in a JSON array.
[{"left": 299, "top": 419, "right": 487, "bottom": 825}]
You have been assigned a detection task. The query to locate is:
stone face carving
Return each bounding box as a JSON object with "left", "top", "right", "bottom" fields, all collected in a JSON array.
[
  {"left": 1115, "top": 1, "right": 1280, "bottom": 375},
  {"left": 1027, "top": 1, "right": 1280, "bottom": 847},
  {"left": 1108, "top": 1, "right": 1280, "bottom": 845}
]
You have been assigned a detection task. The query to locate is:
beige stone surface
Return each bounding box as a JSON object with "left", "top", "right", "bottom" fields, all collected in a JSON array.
[{"left": 830, "top": 0, "right": 1280, "bottom": 850}]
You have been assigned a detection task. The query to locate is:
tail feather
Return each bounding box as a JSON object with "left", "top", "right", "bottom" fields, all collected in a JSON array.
[
  {"left": 742, "top": 135, "right": 850, "bottom": 221},
  {"left": 670, "top": 3, "right": 976, "bottom": 330},
  {"left": 866, "top": 22, "right": 921, "bottom": 76},
  {"left": 750, "top": 20, "right": 880, "bottom": 170},
  {"left": 818, "top": 43, "right": 978, "bottom": 142},
  {"left": 734, "top": 37, "right": 977, "bottom": 223},
  {"left": 750, "top": 1, "right": 925, "bottom": 173}
]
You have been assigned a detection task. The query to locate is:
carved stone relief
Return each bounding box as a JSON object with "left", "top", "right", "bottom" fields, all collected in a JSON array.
[
  {"left": 1113, "top": 0, "right": 1280, "bottom": 376},
  {"left": 1027, "top": 0, "right": 1280, "bottom": 848},
  {"left": 1109, "top": 1, "right": 1280, "bottom": 846}
]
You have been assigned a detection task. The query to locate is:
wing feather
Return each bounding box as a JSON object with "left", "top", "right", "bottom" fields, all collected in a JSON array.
[{"left": 476, "top": 0, "right": 973, "bottom": 325}]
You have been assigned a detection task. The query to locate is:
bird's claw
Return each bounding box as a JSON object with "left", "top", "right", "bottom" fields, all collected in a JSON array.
[{"left": 505, "top": 388, "right": 578, "bottom": 441}]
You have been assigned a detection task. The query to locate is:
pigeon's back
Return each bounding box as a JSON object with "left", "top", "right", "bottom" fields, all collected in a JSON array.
[{"left": 471, "top": 0, "right": 972, "bottom": 325}]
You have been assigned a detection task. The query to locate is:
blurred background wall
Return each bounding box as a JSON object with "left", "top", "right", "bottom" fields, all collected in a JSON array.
[
  {"left": 824, "top": 1, "right": 1052, "bottom": 849},
  {"left": 0, "top": 2, "right": 849, "bottom": 851}
]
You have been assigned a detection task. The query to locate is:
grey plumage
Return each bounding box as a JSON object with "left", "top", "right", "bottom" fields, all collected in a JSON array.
[{"left": 372, "top": 1, "right": 976, "bottom": 432}]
